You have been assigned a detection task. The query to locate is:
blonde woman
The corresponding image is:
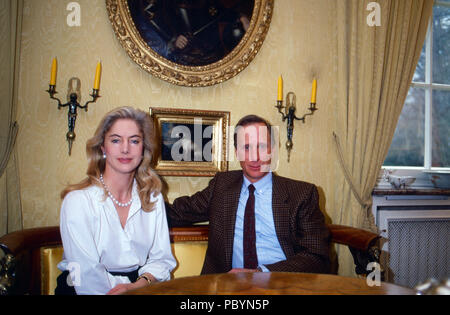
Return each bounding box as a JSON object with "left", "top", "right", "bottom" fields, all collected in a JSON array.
[{"left": 55, "top": 107, "right": 176, "bottom": 295}]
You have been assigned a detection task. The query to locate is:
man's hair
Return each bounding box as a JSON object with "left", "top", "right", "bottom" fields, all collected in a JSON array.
[{"left": 233, "top": 115, "right": 273, "bottom": 149}]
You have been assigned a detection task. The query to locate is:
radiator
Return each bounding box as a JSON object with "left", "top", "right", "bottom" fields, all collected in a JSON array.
[{"left": 373, "top": 195, "right": 450, "bottom": 288}]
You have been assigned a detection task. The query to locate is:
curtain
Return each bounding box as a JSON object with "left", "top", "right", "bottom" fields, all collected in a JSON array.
[
  {"left": 0, "top": 0, "right": 24, "bottom": 236},
  {"left": 332, "top": 0, "right": 433, "bottom": 276}
]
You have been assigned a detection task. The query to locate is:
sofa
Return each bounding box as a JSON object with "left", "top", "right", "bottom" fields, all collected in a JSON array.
[{"left": 0, "top": 224, "right": 380, "bottom": 295}]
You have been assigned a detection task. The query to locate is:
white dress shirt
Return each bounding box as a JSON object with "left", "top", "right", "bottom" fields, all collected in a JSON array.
[{"left": 57, "top": 182, "right": 176, "bottom": 295}]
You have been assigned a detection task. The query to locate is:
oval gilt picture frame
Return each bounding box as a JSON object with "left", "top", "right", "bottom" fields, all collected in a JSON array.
[{"left": 106, "top": 0, "right": 274, "bottom": 87}]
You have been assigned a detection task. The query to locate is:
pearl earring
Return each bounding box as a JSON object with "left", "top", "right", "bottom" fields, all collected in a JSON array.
[{"left": 103, "top": 153, "right": 106, "bottom": 159}]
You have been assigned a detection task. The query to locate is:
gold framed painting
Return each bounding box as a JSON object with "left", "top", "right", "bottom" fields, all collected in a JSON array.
[
  {"left": 106, "top": 0, "right": 274, "bottom": 87},
  {"left": 150, "top": 107, "right": 230, "bottom": 176}
]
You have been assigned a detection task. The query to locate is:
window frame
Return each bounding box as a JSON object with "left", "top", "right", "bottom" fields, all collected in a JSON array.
[{"left": 380, "top": 1, "right": 450, "bottom": 188}]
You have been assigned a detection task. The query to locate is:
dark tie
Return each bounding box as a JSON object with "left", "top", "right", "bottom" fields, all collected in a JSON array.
[{"left": 243, "top": 184, "right": 258, "bottom": 269}]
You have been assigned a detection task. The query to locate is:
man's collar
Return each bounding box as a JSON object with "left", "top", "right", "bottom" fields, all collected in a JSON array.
[{"left": 243, "top": 171, "right": 273, "bottom": 192}]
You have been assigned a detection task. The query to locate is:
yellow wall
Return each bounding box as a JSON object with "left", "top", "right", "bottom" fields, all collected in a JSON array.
[{"left": 17, "top": 0, "right": 338, "bottom": 229}]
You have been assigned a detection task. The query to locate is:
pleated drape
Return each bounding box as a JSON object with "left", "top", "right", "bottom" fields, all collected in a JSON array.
[
  {"left": 331, "top": 0, "right": 433, "bottom": 276},
  {"left": 0, "top": 0, "right": 24, "bottom": 236}
]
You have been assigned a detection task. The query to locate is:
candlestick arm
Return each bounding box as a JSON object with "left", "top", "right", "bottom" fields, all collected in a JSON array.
[
  {"left": 293, "top": 103, "right": 317, "bottom": 123},
  {"left": 83, "top": 89, "right": 100, "bottom": 112},
  {"left": 275, "top": 101, "right": 289, "bottom": 121},
  {"left": 46, "top": 85, "right": 64, "bottom": 109}
]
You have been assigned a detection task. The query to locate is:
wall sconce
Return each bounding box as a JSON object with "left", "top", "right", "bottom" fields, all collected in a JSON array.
[
  {"left": 45, "top": 58, "right": 102, "bottom": 155},
  {"left": 275, "top": 78, "right": 317, "bottom": 162}
]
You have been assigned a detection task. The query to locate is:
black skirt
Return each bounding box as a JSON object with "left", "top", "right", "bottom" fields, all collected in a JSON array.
[{"left": 54, "top": 268, "right": 139, "bottom": 295}]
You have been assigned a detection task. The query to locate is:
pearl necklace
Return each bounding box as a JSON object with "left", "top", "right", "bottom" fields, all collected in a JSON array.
[{"left": 99, "top": 174, "right": 133, "bottom": 207}]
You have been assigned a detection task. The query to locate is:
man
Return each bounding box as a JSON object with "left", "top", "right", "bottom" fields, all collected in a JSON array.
[{"left": 165, "top": 115, "right": 331, "bottom": 274}]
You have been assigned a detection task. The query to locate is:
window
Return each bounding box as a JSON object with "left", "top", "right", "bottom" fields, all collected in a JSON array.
[{"left": 383, "top": 1, "right": 450, "bottom": 170}]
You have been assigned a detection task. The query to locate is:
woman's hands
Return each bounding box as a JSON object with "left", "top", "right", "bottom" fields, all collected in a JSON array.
[
  {"left": 106, "top": 273, "right": 157, "bottom": 295},
  {"left": 106, "top": 283, "right": 134, "bottom": 295}
]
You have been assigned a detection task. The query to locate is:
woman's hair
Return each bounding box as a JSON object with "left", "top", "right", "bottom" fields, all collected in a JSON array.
[{"left": 61, "top": 106, "right": 162, "bottom": 212}]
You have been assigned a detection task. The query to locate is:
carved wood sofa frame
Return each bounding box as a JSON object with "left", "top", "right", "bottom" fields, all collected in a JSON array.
[{"left": 0, "top": 224, "right": 380, "bottom": 295}]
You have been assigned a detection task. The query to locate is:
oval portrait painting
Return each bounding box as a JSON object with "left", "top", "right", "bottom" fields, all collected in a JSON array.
[
  {"left": 128, "top": 0, "right": 254, "bottom": 67},
  {"left": 106, "top": 0, "right": 274, "bottom": 87}
]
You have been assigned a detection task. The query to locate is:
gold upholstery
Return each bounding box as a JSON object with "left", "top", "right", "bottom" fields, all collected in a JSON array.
[
  {"left": 39, "top": 242, "right": 208, "bottom": 295},
  {"left": 40, "top": 246, "right": 63, "bottom": 295},
  {"left": 170, "top": 241, "right": 207, "bottom": 278}
]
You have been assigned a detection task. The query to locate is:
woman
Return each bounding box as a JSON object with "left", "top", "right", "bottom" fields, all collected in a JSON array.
[{"left": 55, "top": 106, "right": 176, "bottom": 295}]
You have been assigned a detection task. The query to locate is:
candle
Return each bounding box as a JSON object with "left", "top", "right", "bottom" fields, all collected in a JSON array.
[
  {"left": 93, "top": 61, "right": 102, "bottom": 90},
  {"left": 277, "top": 75, "right": 283, "bottom": 101},
  {"left": 50, "top": 58, "right": 57, "bottom": 86},
  {"left": 311, "top": 79, "right": 317, "bottom": 104}
]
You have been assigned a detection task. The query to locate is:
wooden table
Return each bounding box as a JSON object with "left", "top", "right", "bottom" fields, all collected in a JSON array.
[{"left": 127, "top": 272, "right": 415, "bottom": 295}]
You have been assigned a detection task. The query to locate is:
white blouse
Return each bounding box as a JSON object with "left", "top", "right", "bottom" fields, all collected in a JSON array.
[{"left": 57, "top": 182, "right": 176, "bottom": 295}]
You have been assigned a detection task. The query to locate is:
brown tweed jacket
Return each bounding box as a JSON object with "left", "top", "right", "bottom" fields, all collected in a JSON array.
[{"left": 166, "top": 170, "right": 331, "bottom": 274}]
